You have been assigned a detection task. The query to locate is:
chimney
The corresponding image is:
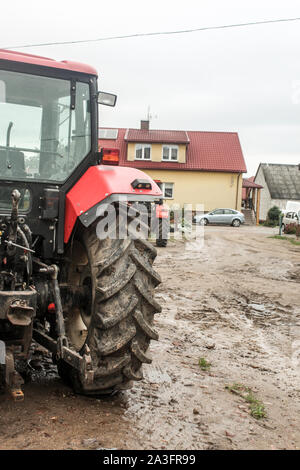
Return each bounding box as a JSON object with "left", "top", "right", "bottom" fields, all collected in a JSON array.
[{"left": 140, "top": 120, "right": 149, "bottom": 131}]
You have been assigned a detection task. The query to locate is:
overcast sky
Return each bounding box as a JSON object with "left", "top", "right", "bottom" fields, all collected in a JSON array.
[{"left": 2, "top": 0, "right": 300, "bottom": 176}]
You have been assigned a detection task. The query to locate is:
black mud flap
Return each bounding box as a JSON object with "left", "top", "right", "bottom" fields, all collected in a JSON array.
[{"left": 0, "top": 340, "right": 6, "bottom": 393}]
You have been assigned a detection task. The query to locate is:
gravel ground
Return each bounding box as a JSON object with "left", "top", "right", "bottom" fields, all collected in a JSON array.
[{"left": 0, "top": 225, "right": 300, "bottom": 450}]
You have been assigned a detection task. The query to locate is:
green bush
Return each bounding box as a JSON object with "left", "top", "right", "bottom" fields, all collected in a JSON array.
[{"left": 265, "top": 206, "right": 281, "bottom": 226}]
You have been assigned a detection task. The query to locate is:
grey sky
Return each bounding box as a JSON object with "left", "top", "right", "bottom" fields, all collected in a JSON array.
[{"left": 2, "top": 0, "right": 300, "bottom": 176}]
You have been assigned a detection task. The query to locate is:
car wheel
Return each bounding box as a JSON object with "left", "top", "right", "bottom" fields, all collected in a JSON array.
[
  {"left": 232, "top": 219, "right": 241, "bottom": 227},
  {"left": 201, "top": 218, "right": 208, "bottom": 226}
]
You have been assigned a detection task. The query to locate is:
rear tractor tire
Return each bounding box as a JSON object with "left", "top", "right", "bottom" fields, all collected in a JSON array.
[{"left": 59, "top": 217, "right": 162, "bottom": 395}]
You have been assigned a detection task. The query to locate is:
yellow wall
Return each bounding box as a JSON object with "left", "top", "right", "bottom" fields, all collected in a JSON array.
[
  {"left": 127, "top": 142, "right": 186, "bottom": 163},
  {"left": 144, "top": 169, "right": 243, "bottom": 211}
]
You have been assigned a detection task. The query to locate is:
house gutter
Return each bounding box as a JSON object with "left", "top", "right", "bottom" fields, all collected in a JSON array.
[{"left": 235, "top": 173, "right": 241, "bottom": 210}]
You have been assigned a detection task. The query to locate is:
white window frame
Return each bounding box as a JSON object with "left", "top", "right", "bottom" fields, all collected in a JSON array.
[
  {"left": 157, "top": 182, "right": 174, "bottom": 199},
  {"left": 162, "top": 145, "right": 179, "bottom": 162},
  {"left": 135, "top": 143, "right": 152, "bottom": 160}
]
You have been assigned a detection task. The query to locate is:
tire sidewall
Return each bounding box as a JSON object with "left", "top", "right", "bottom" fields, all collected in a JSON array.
[{"left": 232, "top": 219, "right": 241, "bottom": 227}]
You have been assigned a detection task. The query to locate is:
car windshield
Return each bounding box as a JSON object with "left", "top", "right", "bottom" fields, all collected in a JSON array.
[{"left": 0, "top": 70, "right": 91, "bottom": 182}]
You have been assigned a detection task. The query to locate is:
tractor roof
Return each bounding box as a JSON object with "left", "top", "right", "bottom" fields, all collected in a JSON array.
[{"left": 0, "top": 49, "right": 98, "bottom": 76}]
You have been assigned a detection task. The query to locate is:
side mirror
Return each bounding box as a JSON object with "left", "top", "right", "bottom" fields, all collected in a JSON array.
[
  {"left": 97, "top": 91, "right": 117, "bottom": 107},
  {"left": 0, "top": 80, "right": 6, "bottom": 102}
]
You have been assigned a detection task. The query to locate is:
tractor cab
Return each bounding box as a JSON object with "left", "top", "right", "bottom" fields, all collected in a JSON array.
[{"left": 0, "top": 70, "right": 92, "bottom": 183}]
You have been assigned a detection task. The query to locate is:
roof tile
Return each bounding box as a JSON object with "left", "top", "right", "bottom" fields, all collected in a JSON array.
[{"left": 125, "top": 129, "right": 189, "bottom": 144}]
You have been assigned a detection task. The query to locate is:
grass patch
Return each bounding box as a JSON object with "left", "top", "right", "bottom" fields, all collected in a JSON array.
[
  {"left": 269, "top": 235, "right": 300, "bottom": 246},
  {"left": 225, "top": 382, "right": 247, "bottom": 393},
  {"left": 225, "top": 383, "right": 266, "bottom": 419},
  {"left": 245, "top": 392, "right": 267, "bottom": 419},
  {"left": 198, "top": 357, "right": 211, "bottom": 371},
  {"left": 270, "top": 235, "right": 288, "bottom": 240}
]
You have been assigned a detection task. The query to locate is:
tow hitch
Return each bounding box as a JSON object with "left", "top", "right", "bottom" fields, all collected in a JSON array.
[{"left": 32, "top": 263, "right": 94, "bottom": 386}]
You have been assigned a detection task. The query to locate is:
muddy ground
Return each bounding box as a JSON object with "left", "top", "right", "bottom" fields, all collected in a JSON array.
[{"left": 1, "top": 225, "right": 300, "bottom": 450}]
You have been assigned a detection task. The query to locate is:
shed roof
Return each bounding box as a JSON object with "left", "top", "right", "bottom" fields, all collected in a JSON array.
[
  {"left": 258, "top": 163, "right": 300, "bottom": 200},
  {"left": 242, "top": 178, "right": 263, "bottom": 189}
]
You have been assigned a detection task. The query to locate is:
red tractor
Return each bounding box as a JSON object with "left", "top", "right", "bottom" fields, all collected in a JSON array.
[{"left": 0, "top": 50, "right": 162, "bottom": 398}]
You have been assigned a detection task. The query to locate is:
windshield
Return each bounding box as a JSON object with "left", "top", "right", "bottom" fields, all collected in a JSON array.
[{"left": 0, "top": 70, "right": 91, "bottom": 182}]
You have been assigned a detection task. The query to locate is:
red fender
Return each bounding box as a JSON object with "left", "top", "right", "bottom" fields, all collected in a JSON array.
[
  {"left": 64, "top": 165, "right": 162, "bottom": 243},
  {"left": 156, "top": 204, "right": 169, "bottom": 219}
]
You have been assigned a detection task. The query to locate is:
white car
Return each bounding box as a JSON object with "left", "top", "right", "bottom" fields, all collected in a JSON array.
[{"left": 281, "top": 211, "right": 299, "bottom": 231}]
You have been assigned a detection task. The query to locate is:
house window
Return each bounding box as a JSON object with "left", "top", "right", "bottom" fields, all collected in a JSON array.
[
  {"left": 135, "top": 144, "right": 151, "bottom": 160},
  {"left": 162, "top": 145, "right": 178, "bottom": 161},
  {"left": 157, "top": 182, "right": 174, "bottom": 199}
]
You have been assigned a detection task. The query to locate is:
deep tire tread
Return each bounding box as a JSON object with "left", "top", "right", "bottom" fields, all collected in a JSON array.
[
  {"left": 131, "top": 340, "right": 152, "bottom": 364},
  {"left": 95, "top": 262, "right": 136, "bottom": 300},
  {"left": 133, "top": 309, "right": 159, "bottom": 340},
  {"left": 94, "top": 321, "right": 136, "bottom": 355},
  {"left": 95, "top": 295, "right": 139, "bottom": 330},
  {"left": 94, "top": 354, "right": 131, "bottom": 378},
  {"left": 129, "top": 248, "right": 161, "bottom": 286}
]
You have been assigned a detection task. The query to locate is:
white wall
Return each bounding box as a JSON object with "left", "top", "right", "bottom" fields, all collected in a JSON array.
[
  {"left": 271, "top": 199, "right": 289, "bottom": 213},
  {"left": 255, "top": 166, "right": 271, "bottom": 221}
]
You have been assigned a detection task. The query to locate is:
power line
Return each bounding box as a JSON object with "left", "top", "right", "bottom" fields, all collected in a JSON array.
[{"left": 2, "top": 16, "right": 300, "bottom": 50}]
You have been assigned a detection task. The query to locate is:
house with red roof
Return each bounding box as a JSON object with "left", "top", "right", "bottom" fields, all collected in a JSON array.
[{"left": 98, "top": 121, "right": 247, "bottom": 211}]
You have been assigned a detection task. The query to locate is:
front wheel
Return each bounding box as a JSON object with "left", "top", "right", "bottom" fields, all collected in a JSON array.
[
  {"left": 232, "top": 219, "right": 241, "bottom": 227},
  {"left": 59, "top": 215, "right": 162, "bottom": 395}
]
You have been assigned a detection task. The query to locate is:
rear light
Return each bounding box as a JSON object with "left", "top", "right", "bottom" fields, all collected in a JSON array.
[
  {"left": 131, "top": 179, "right": 152, "bottom": 190},
  {"left": 48, "top": 303, "right": 56, "bottom": 313},
  {"left": 42, "top": 188, "right": 59, "bottom": 219},
  {"left": 101, "top": 148, "right": 119, "bottom": 165},
  {"left": 156, "top": 205, "right": 169, "bottom": 219}
]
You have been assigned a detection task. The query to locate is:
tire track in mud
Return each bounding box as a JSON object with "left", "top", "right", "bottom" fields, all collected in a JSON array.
[
  {"left": 150, "top": 228, "right": 300, "bottom": 449},
  {"left": 123, "top": 291, "right": 213, "bottom": 450}
]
